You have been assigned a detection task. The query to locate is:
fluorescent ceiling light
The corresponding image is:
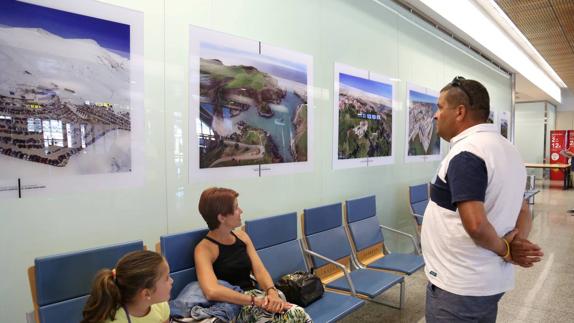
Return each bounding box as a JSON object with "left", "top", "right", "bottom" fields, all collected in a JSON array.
[
  {"left": 409, "top": 0, "right": 562, "bottom": 103},
  {"left": 477, "top": 0, "right": 566, "bottom": 88}
]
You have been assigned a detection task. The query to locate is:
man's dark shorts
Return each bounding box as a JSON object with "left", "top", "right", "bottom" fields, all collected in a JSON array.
[{"left": 426, "top": 283, "right": 504, "bottom": 323}]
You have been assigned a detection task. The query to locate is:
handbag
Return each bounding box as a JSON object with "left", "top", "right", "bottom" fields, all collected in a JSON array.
[{"left": 276, "top": 271, "right": 324, "bottom": 307}]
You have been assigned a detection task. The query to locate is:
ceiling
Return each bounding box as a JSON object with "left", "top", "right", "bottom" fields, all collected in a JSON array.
[{"left": 495, "top": 0, "right": 574, "bottom": 102}]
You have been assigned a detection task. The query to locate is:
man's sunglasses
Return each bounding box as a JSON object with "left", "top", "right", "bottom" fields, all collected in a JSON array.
[{"left": 450, "top": 76, "right": 473, "bottom": 106}]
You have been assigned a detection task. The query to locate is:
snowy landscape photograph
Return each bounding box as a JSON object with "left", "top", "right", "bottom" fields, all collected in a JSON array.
[
  {"left": 0, "top": 0, "right": 132, "bottom": 179},
  {"left": 406, "top": 86, "right": 440, "bottom": 161}
]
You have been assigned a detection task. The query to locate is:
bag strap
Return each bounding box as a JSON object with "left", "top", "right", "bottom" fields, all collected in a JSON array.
[{"left": 123, "top": 306, "right": 132, "bottom": 323}]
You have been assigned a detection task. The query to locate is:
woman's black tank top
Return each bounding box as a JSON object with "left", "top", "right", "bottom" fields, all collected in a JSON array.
[{"left": 203, "top": 231, "right": 254, "bottom": 290}]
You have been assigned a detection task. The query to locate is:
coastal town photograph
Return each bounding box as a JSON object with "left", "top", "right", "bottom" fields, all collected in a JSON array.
[
  {"left": 407, "top": 89, "right": 440, "bottom": 157},
  {"left": 197, "top": 41, "right": 308, "bottom": 169},
  {"left": 337, "top": 72, "right": 393, "bottom": 159},
  {"left": 0, "top": 1, "right": 132, "bottom": 178}
]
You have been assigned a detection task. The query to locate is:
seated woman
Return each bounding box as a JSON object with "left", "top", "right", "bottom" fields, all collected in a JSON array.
[{"left": 194, "top": 187, "right": 311, "bottom": 323}]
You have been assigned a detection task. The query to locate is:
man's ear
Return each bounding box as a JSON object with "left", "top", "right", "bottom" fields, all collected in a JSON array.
[
  {"left": 456, "top": 104, "right": 466, "bottom": 120},
  {"left": 217, "top": 213, "right": 225, "bottom": 224}
]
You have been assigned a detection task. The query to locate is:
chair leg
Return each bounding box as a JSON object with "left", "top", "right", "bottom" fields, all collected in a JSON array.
[{"left": 399, "top": 280, "right": 405, "bottom": 309}]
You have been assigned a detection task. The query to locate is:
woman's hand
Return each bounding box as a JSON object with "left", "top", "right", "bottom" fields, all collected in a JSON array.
[
  {"left": 263, "top": 292, "right": 285, "bottom": 313},
  {"left": 253, "top": 296, "right": 268, "bottom": 308}
]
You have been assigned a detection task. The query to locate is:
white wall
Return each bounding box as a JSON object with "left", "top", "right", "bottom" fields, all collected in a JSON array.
[{"left": 0, "top": 0, "right": 512, "bottom": 321}]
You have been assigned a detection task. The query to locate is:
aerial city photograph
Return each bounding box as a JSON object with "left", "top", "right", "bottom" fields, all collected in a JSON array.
[
  {"left": 0, "top": 0, "right": 132, "bottom": 178},
  {"left": 197, "top": 41, "right": 308, "bottom": 169},
  {"left": 337, "top": 72, "right": 393, "bottom": 159},
  {"left": 407, "top": 89, "right": 440, "bottom": 156}
]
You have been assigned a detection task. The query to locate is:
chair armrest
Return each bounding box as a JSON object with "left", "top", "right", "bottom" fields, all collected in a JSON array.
[
  {"left": 302, "top": 248, "right": 357, "bottom": 295},
  {"left": 380, "top": 225, "right": 421, "bottom": 254}
]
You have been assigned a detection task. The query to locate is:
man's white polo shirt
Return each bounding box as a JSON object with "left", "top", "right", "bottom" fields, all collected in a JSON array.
[{"left": 421, "top": 123, "right": 526, "bottom": 296}]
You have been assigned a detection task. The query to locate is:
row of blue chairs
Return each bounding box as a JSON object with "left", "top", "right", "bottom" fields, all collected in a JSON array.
[{"left": 28, "top": 195, "right": 424, "bottom": 323}]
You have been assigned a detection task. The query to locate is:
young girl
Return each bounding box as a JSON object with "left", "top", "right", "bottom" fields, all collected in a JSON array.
[{"left": 81, "top": 250, "right": 173, "bottom": 323}]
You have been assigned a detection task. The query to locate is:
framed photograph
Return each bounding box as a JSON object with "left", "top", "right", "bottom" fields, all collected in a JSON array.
[
  {"left": 405, "top": 83, "right": 441, "bottom": 162},
  {"left": 488, "top": 110, "right": 496, "bottom": 124},
  {"left": 0, "top": 0, "right": 144, "bottom": 198},
  {"left": 189, "top": 26, "right": 313, "bottom": 181},
  {"left": 333, "top": 63, "right": 395, "bottom": 169},
  {"left": 500, "top": 111, "right": 509, "bottom": 139}
]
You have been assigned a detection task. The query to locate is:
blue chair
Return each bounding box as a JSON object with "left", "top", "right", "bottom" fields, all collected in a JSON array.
[
  {"left": 245, "top": 212, "right": 365, "bottom": 323},
  {"left": 345, "top": 195, "right": 424, "bottom": 275},
  {"left": 159, "top": 228, "right": 208, "bottom": 299},
  {"left": 409, "top": 183, "right": 429, "bottom": 249},
  {"left": 409, "top": 183, "right": 428, "bottom": 226},
  {"left": 28, "top": 241, "right": 144, "bottom": 323},
  {"left": 303, "top": 203, "right": 405, "bottom": 308}
]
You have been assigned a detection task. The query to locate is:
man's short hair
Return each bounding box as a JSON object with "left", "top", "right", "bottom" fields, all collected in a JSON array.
[
  {"left": 440, "top": 77, "right": 490, "bottom": 122},
  {"left": 198, "top": 187, "right": 239, "bottom": 230}
]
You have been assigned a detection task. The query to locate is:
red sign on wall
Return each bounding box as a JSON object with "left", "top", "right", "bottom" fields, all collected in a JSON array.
[
  {"left": 550, "top": 130, "right": 567, "bottom": 180},
  {"left": 568, "top": 130, "right": 574, "bottom": 150}
]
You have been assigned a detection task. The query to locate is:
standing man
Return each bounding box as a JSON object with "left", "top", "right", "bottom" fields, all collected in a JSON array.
[
  {"left": 422, "top": 77, "right": 543, "bottom": 322},
  {"left": 560, "top": 146, "right": 574, "bottom": 212}
]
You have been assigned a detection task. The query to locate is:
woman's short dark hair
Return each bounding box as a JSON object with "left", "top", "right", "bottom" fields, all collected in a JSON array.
[{"left": 198, "top": 187, "right": 239, "bottom": 230}]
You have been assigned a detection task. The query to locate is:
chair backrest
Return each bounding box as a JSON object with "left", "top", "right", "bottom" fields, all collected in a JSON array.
[
  {"left": 29, "top": 241, "right": 144, "bottom": 323},
  {"left": 409, "top": 183, "right": 429, "bottom": 225},
  {"left": 345, "top": 195, "right": 384, "bottom": 253},
  {"left": 303, "top": 203, "right": 353, "bottom": 271},
  {"left": 159, "top": 228, "right": 208, "bottom": 298},
  {"left": 245, "top": 212, "right": 308, "bottom": 282}
]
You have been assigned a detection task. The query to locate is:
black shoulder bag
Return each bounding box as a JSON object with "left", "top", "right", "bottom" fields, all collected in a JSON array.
[{"left": 276, "top": 271, "right": 324, "bottom": 307}]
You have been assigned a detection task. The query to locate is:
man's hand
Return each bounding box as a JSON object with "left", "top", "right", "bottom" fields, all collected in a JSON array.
[{"left": 509, "top": 237, "right": 543, "bottom": 268}]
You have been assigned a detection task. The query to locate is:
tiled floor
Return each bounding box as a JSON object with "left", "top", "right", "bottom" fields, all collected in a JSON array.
[{"left": 340, "top": 180, "right": 574, "bottom": 322}]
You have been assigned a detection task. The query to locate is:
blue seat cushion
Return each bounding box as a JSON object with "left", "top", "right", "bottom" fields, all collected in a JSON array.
[
  {"left": 38, "top": 295, "right": 88, "bottom": 323},
  {"left": 348, "top": 216, "right": 384, "bottom": 251},
  {"left": 258, "top": 240, "right": 307, "bottom": 282},
  {"left": 170, "top": 268, "right": 197, "bottom": 299},
  {"left": 367, "top": 253, "right": 425, "bottom": 275},
  {"left": 305, "top": 226, "right": 352, "bottom": 268},
  {"left": 326, "top": 269, "right": 403, "bottom": 298},
  {"left": 245, "top": 212, "right": 298, "bottom": 249},
  {"left": 345, "top": 195, "right": 376, "bottom": 223},
  {"left": 35, "top": 241, "right": 143, "bottom": 306},
  {"left": 304, "top": 291, "right": 364, "bottom": 323},
  {"left": 412, "top": 200, "right": 428, "bottom": 225},
  {"left": 160, "top": 229, "right": 208, "bottom": 273},
  {"left": 409, "top": 184, "right": 428, "bottom": 203},
  {"left": 304, "top": 203, "right": 342, "bottom": 235}
]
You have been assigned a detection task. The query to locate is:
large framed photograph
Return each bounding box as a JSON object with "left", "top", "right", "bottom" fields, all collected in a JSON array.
[
  {"left": 0, "top": 0, "right": 144, "bottom": 198},
  {"left": 405, "top": 83, "right": 441, "bottom": 162},
  {"left": 333, "top": 63, "right": 395, "bottom": 169},
  {"left": 189, "top": 26, "right": 313, "bottom": 181}
]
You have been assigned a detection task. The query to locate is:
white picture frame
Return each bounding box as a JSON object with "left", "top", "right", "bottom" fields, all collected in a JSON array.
[
  {"left": 332, "top": 63, "right": 396, "bottom": 170},
  {"left": 188, "top": 26, "right": 314, "bottom": 182}
]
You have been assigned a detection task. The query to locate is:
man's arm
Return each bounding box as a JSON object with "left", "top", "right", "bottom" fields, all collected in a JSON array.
[
  {"left": 510, "top": 200, "right": 543, "bottom": 267},
  {"left": 457, "top": 200, "right": 509, "bottom": 257}
]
